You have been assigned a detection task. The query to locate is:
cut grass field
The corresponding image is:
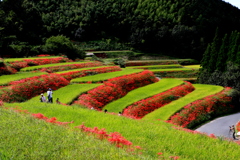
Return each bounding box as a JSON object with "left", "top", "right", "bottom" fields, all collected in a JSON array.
[
  {"left": 71, "top": 69, "right": 143, "bottom": 83},
  {"left": 142, "top": 84, "right": 224, "bottom": 121},
  {"left": 20, "top": 61, "right": 96, "bottom": 72},
  {"left": 0, "top": 108, "right": 144, "bottom": 160},
  {"left": 4, "top": 102, "right": 240, "bottom": 160},
  {"left": 27, "top": 84, "right": 101, "bottom": 104},
  {"left": 55, "top": 66, "right": 113, "bottom": 74},
  {"left": 149, "top": 68, "right": 196, "bottom": 72},
  {"left": 0, "top": 72, "right": 47, "bottom": 86},
  {"left": 183, "top": 65, "right": 201, "bottom": 69},
  {"left": 126, "top": 64, "right": 182, "bottom": 69},
  {"left": 4, "top": 56, "right": 63, "bottom": 62},
  {"left": 103, "top": 78, "right": 184, "bottom": 113}
]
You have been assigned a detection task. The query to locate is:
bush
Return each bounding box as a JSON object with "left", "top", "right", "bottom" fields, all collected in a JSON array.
[{"left": 44, "top": 35, "right": 85, "bottom": 60}]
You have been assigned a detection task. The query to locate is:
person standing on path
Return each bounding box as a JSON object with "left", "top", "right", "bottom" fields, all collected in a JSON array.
[
  {"left": 47, "top": 88, "right": 53, "bottom": 103},
  {"left": 229, "top": 125, "right": 237, "bottom": 140}
]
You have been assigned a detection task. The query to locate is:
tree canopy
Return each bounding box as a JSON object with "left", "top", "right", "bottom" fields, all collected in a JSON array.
[{"left": 1, "top": 0, "right": 240, "bottom": 60}]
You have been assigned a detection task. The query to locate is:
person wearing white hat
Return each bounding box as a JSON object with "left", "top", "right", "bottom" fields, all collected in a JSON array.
[
  {"left": 47, "top": 88, "right": 53, "bottom": 103},
  {"left": 40, "top": 93, "right": 46, "bottom": 102}
]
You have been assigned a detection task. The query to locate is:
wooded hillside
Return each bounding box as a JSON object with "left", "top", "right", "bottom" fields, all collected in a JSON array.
[{"left": 1, "top": 0, "right": 240, "bottom": 60}]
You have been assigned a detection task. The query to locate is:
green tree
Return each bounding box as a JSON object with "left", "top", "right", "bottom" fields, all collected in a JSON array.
[{"left": 44, "top": 35, "right": 85, "bottom": 60}]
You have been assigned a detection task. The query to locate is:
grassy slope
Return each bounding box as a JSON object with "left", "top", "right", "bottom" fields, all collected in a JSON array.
[
  {"left": 149, "top": 68, "right": 194, "bottom": 72},
  {"left": 71, "top": 69, "right": 143, "bottom": 83},
  {"left": 126, "top": 64, "right": 182, "bottom": 69},
  {"left": 103, "top": 79, "right": 184, "bottom": 113},
  {"left": 0, "top": 107, "right": 145, "bottom": 160},
  {"left": 143, "top": 84, "right": 224, "bottom": 121},
  {"left": 20, "top": 61, "right": 95, "bottom": 71},
  {"left": 27, "top": 84, "right": 101, "bottom": 104},
  {"left": 4, "top": 56, "right": 63, "bottom": 62},
  {"left": 55, "top": 66, "right": 112, "bottom": 74},
  {"left": 0, "top": 72, "right": 47, "bottom": 86},
  {"left": 4, "top": 102, "right": 240, "bottom": 160}
]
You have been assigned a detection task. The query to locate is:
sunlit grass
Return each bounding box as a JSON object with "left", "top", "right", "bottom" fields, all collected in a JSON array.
[
  {"left": 0, "top": 107, "right": 145, "bottom": 160},
  {"left": 71, "top": 69, "right": 143, "bottom": 83},
  {"left": 103, "top": 79, "right": 184, "bottom": 113},
  {"left": 4, "top": 102, "right": 240, "bottom": 160},
  {"left": 0, "top": 72, "right": 47, "bottom": 86},
  {"left": 27, "top": 84, "right": 101, "bottom": 104},
  {"left": 4, "top": 56, "right": 63, "bottom": 62},
  {"left": 55, "top": 66, "right": 112, "bottom": 74},
  {"left": 143, "top": 84, "right": 224, "bottom": 121},
  {"left": 126, "top": 64, "right": 182, "bottom": 69},
  {"left": 149, "top": 68, "right": 194, "bottom": 72},
  {"left": 20, "top": 61, "right": 95, "bottom": 72},
  {"left": 183, "top": 65, "right": 201, "bottom": 69}
]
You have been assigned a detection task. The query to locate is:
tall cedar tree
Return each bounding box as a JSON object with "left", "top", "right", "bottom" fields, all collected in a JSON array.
[{"left": 216, "top": 34, "right": 228, "bottom": 71}]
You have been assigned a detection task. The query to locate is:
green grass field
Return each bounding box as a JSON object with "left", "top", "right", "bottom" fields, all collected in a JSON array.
[
  {"left": 55, "top": 66, "right": 113, "bottom": 74},
  {"left": 20, "top": 61, "right": 95, "bottom": 72},
  {"left": 0, "top": 72, "right": 47, "bottom": 86},
  {"left": 1, "top": 58, "right": 239, "bottom": 160},
  {"left": 71, "top": 69, "right": 143, "bottom": 83},
  {"left": 0, "top": 107, "right": 144, "bottom": 160},
  {"left": 103, "top": 79, "right": 184, "bottom": 113},
  {"left": 27, "top": 84, "right": 101, "bottom": 104},
  {"left": 149, "top": 68, "right": 195, "bottom": 72},
  {"left": 143, "top": 84, "right": 224, "bottom": 121},
  {"left": 3, "top": 102, "right": 240, "bottom": 160},
  {"left": 4, "top": 56, "right": 64, "bottom": 62},
  {"left": 126, "top": 64, "right": 182, "bottom": 69},
  {"left": 183, "top": 65, "right": 201, "bottom": 69}
]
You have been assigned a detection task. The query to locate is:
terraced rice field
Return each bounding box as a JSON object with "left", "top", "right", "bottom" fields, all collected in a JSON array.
[{"left": 1, "top": 56, "right": 239, "bottom": 160}]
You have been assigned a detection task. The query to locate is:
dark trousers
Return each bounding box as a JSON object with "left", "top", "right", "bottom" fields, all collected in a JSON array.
[{"left": 48, "top": 96, "right": 53, "bottom": 103}]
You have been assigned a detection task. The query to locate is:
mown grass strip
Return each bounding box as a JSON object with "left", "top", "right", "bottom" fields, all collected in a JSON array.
[
  {"left": 126, "top": 64, "right": 182, "bottom": 69},
  {"left": 0, "top": 107, "right": 144, "bottom": 160},
  {"left": 149, "top": 68, "right": 195, "bottom": 72},
  {"left": 4, "top": 102, "right": 240, "bottom": 160},
  {"left": 0, "top": 72, "right": 47, "bottom": 86},
  {"left": 27, "top": 84, "right": 101, "bottom": 104},
  {"left": 71, "top": 69, "right": 143, "bottom": 83},
  {"left": 183, "top": 65, "right": 201, "bottom": 69},
  {"left": 55, "top": 66, "right": 112, "bottom": 74},
  {"left": 20, "top": 61, "right": 94, "bottom": 71},
  {"left": 142, "top": 84, "right": 224, "bottom": 121},
  {"left": 103, "top": 79, "right": 184, "bottom": 113},
  {"left": 4, "top": 56, "right": 63, "bottom": 62}
]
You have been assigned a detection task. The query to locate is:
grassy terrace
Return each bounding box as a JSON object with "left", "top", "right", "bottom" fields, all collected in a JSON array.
[
  {"left": 126, "top": 64, "right": 182, "bottom": 69},
  {"left": 183, "top": 65, "right": 201, "bottom": 69},
  {"left": 4, "top": 56, "right": 63, "bottom": 62},
  {"left": 27, "top": 84, "right": 101, "bottom": 104},
  {"left": 103, "top": 79, "right": 184, "bottom": 113},
  {"left": 4, "top": 102, "right": 240, "bottom": 160},
  {"left": 71, "top": 69, "right": 143, "bottom": 83},
  {"left": 149, "top": 68, "right": 195, "bottom": 72},
  {"left": 143, "top": 84, "right": 224, "bottom": 121},
  {"left": 55, "top": 66, "right": 115, "bottom": 74},
  {"left": 0, "top": 108, "right": 143, "bottom": 160},
  {"left": 0, "top": 72, "right": 47, "bottom": 86},
  {"left": 20, "top": 61, "right": 96, "bottom": 71}
]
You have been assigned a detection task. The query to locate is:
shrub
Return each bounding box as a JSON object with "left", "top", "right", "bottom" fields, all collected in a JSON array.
[{"left": 44, "top": 35, "right": 85, "bottom": 60}]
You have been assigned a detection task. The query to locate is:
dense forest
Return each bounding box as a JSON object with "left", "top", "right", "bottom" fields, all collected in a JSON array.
[
  {"left": 1, "top": 0, "right": 240, "bottom": 61},
  {"left": 198, "top": 30, "right": 240, "bottom": 91}
]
